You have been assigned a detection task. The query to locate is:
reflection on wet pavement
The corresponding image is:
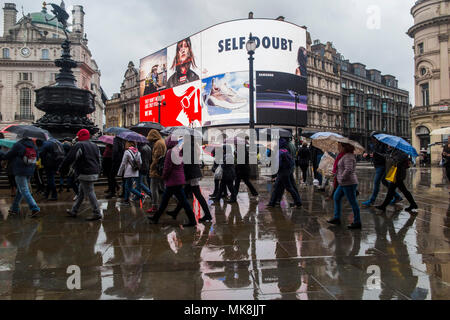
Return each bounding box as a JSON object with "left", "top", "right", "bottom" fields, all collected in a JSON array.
[{"left": 0, "top": 166, "right": 449, "bottom": 300}]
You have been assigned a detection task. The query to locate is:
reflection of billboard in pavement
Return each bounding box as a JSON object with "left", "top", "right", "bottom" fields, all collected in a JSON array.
[
  {"left": 140, "top": 81, "right": 202, "bottom": 127},
  {"left": 139, "top": 19, "right": 307, "bottom": 127},
  {"left": 202, "top": 72, "right": 249, "bottom": 126},
  {"left": 256, "top": 71, "right": 307, "bottom": 126}
]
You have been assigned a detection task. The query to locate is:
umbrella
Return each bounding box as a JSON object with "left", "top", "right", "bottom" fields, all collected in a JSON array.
[
  {"left": 3, "top": 125, "right": 50, "bottom": 140},
  {"left": 160, "top": 126, "right": 202, "bottom": 139},
  {"left": 312, "top": 135, "right": 365, "bottom": 155},
  {"left": 430, "top": 127, "right": 450, "bottom": 136},
  {"left": 0, "top": 139, "right": 16, "bottom": 149},
  {"left": 259, "top": 128, "right": 292, "bottom": 138},
  {"left": 374, "top": 134, "right": 419, "bottom": 157},
  {"left": 117, "top": 131, "right": 148, "bottom": 144},
  {"left": 98, "top": 135, "right": 114, "bottom": 145},
  {"left": 130, "top": 122, "right": 164, "bottom": 136},
  {"left": 104, "top": 127, "right": 132, "bottom": 135},
  {"left": 310, "top": 132, "right": 344, "bottom": 139}
]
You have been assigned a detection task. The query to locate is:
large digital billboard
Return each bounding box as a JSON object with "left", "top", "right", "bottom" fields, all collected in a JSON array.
[{"left": 140, "top": 19, "right": 307, "bottom": 127}]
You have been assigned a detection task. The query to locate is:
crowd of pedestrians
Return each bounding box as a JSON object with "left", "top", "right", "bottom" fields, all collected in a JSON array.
[{"left": 0, "top": 126, "right": 426, "bottom": 232}]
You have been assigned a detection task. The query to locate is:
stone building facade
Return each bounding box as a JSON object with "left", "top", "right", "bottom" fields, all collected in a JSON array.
[
  {"left": 408, "top": 0, "right": 450, "bottom": 164},
  {"left": 105, "top": 61, "right": 139, "bottom": 128},
  {"left": 0, "top": 3, "right": 106, "bottom": 131}
]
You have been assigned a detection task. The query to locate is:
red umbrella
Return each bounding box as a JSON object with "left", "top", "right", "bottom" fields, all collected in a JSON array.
[{"left": 98, "top": 135, "right": 114, "bottom": 145}]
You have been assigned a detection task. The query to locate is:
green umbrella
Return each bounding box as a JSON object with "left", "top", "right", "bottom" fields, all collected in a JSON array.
[{"left": 0, "top": 139, "right": 17, "bottom": 149}]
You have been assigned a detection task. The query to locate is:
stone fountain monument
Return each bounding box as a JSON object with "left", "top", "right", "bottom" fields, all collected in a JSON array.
[{"left": 33, "top": 1, "right": 99, "bottom": 139}]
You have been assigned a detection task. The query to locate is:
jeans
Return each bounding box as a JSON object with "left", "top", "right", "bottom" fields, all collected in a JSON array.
[
  {"left": 136, "top": 174, "right": 151, "bottom": 196},
  {"left": 123, "top": 177, "right": 142, "bottom": 201},
  {"left": 368, "top": 166, "right": 400, "bottom": 203},
  {"left": 274, "top": 173, "right": 301, "bottom": 203},
  {"left": 11, "top": 176, "right": 40, "bottom": 213},
  {"left": 45, "top": 168, "right": 57, "bottom": 199},
  {"left": 333, "top": 184, "right": 361, "bottom": 224},
  {"left": 299, "top": 165, "right": 308, "bottom": 183},
  {"left": 270, "top": 174, "right": 302, "bottom": 205},
  {"left": 150, "top": 178, "right": 164, "bottom": 207},
  {"left": 153, "top": 185, "right": 196, "bottom": 224},
  {"left": 172, "top": 184, "right": 211, "bottom": 217},
  {"left": 219, "top": 179, "right": 236, "bottom": 200},
  {"left": 379, "top": 180, "right": 417, "bottom": 209},
  {"left": 71, "top": 180, "right": 100, "bottom": 214}
]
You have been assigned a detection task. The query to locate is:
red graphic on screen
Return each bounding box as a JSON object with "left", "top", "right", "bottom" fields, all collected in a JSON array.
[{"left": 140, "top": 84, "right": 202, "bottom": 127}]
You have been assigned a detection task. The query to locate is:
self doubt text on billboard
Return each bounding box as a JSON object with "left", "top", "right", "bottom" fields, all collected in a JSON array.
[{"left": 139, "top": 19, "right": 308, "bottom": 127}]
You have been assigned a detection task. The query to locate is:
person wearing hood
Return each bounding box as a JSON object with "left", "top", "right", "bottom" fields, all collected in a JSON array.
[
  {"left": 109, "top": 136, "right": 126, "bottom": 199},
  {"left": 136, "top": 142, "right": 152, "bottom": 198},
  {"left": 146, "top": 129, "right": 167, "bottom": 214},
  {"left": 167, "top": 138, "right": 212, "bottom": 222},
  {"left": 148, "top": 135, "right": 197, "bottom": 227},
  {"left": 234, "top": 139, "right": 258, "bottom": 198},
  {"left": 117, "top": 140, "right": 144, "bottom": 206},
  {"left": 267, "top": 138, "right": 302, "bottom": 208},
  {"left": 0, "top": 137, "right": 40, "bottom": 217},
  {"left": 59, "top": 129, "right": 102, "bottom": 221}
]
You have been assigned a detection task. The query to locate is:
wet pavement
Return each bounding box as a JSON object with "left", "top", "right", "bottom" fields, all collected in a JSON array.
[{"left": 0, "top": 165, "right": 449, "bottom": 300}]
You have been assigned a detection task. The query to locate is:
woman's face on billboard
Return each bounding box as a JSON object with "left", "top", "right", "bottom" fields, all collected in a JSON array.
[{"left": 178, "top": 40, "right": 190, "bottom": 64}]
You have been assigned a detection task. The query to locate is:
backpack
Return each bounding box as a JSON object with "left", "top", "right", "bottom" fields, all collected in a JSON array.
[
  {"left": 128, "top": 150, "right": 141, "bottom": 171},
  {"left": 156, "top": 155, "right": 165, "bottom": 176},
  {"left": 23, "top": 146, "right": 37, "bottom": 165},
  {"left": 51, "top": 140, "right": 66, "bottom": 166},
  {"left": 280, "top": 148, "right": 294, "bottom": 170}
]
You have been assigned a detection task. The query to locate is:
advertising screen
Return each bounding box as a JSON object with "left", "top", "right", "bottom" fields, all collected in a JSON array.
[{"left": 140, "top": 19, "right": 307, "bottom": 127}]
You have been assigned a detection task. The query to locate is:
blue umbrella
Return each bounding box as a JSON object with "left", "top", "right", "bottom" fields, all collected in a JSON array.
[
  {"left": 117, "top": 130, "right": 148, "bottom": 144},
  {"left": 311, "top": 132, "right": 344, "bottom": 139},
  {"left": 374, "top": 134, "right": 419, "bottom": 157}
]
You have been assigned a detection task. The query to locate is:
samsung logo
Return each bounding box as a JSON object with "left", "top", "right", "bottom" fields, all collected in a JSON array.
[
  {"left": 258, "top": 73, "right": 274, "bottom": 77},
  {"left": 218, "top": 36, "right": 293, "bottom": 53}
]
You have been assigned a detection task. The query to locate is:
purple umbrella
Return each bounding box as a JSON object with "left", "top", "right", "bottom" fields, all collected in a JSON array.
[
  {"left": 99, "top": 135, "right": 114, "bottom": 145},
  {"left": 117, "top": 131, "right": 148, "bottom": 144}
]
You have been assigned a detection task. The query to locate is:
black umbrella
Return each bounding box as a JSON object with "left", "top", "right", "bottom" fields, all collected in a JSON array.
[
  {"left": 259, "top": 128, "right": 292, "bottom": 138},
  {"left": 160, "top": 126, "right": 202, "bottom": 139},
  {"left": 130, "top": 122, "right": 164, "bottom": 136},
  {"left": 4, "top": 125, "right": 50, "bottom": 140},
  {"left": 104, "top": 127, "right": 132, "bottom": 135}
]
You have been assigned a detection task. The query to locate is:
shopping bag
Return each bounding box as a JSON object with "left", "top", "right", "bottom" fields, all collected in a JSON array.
[
  {"left": 214, "top": 165, "right": 223, "bottom": 180},
  {"left": 385, "top": 165, "right": 397, "bottom": 183}
]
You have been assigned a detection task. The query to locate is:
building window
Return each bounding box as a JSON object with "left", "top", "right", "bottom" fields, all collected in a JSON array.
[
  {"left": 420, "top": 67, "right": 426, "bottom": 76},
  {"left": 2, "top": 48, "right": 10, "bottom": 58},
  {"left": 52, "top": 33, "right": 58, "bottom": 38},
  {"left": 367, "top": 98, "right": 372, "bottom": 110},
  {"left": 418, "top": 42, "right": 424, "bottom": 54},
  {"left": 349, "top": 113, "right": 355, "bottom": 128},
  {"left": 20, "top": 88, "right": 32, "bottom": 118},
  {"left": 421, "top": 83, "right": 429, "bottom": 106},
  {"left": 19, "top": 72, "right": 33, "bottom": 81},
  {"left": 42, "top": 49, "right": 49, "bottom": 59},
  {"left": 382, "top": 102, "right": 387, "bottom": 113},
  {"left": 349, "top": 94, "right": 355, "bottom": 106}
]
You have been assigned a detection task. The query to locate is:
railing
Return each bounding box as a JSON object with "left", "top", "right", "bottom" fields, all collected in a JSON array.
[{"left": 411, "top": 105, "right": 450, "bottom": 116}]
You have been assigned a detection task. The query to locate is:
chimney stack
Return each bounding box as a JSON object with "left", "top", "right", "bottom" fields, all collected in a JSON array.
[
  {"left": 248, "top": 12, "right": 253, "bottom": 19},
  {"left": 3, "top": 3, "right": 17, "bottom": 38},
  {"left": 72, "top": 5, "right": 85, "bottom": 35}
]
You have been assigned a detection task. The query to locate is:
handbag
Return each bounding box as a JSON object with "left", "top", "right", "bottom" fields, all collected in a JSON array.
[
  {"left": 214, "top": 165, "right": 223, "bottom": 180},
  {"left": 385, "top": 165, "right": 397, "bottom": 183}
]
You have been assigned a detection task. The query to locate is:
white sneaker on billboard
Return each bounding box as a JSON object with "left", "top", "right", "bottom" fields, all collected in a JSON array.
[{"left": 206, "top": 79, "right": 247, "bottom": 110}]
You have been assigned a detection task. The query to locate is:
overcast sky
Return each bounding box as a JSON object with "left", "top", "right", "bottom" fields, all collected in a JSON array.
[{"left": 4, "top": 0, "right": 416, "bottom": 102}]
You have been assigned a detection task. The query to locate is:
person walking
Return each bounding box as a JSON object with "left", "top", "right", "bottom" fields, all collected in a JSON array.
[
  {"left": 442, "top": 136, "right": 450, "bottom": 191},
  {"left": 146, "top": 129, "right": 167, "bottom": 213},
  {"left": 310, "top": 145, "right": 324, "bottom": 187},
  {"left": 297, "top": 142, "right": 310, "bottom": 184},
  {"left": 117, "top": 140, "right": 144, "bottom": 206},
  {"left": 136, "top": 142, "right": 152, "bottom": 198},
  {"left": 60, "top": 129, "right": 103, "bottom": 221},
  {"left": 327, "top": 142, "right": 361, "bottom": 229},
  {"left": 216, "top": 144, "right": 237, "bottom": 203},
  {"left": 38, "top": 139, "right": 64, "bottom": 201},
  {"left": 362, "top": 132, "right": 402, "bottom": 207},
  {"left": 102, "top": 142, "right": 114, "bottom": 196},
  {"left": 148, "top": 135, "right": 197, "bottom": 227},
  {"left": 375, "top": 147, "right": 418, "bottom": 213},
  {"left": 167, "top": 139, "right": 212, "bottom": 222},
  {"left": 267, "top": 138, "right": 302, "bottom": 208},
  {"left": 109, "top": 136, "right": 126, "bottom": 198},
  {"left": 234, "top": 140, "right": 258, "bottom": 198},
  {"left": 0, "top": 136, "right": 40, "bottom": 217}
]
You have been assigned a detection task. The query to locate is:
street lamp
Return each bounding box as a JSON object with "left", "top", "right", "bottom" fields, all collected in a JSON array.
[
  {"left": 156, "top": 92, "right": 165, "bottom": 124},
  {"left": 246, "top": 33, "right": 258, "bottom": 178}
]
